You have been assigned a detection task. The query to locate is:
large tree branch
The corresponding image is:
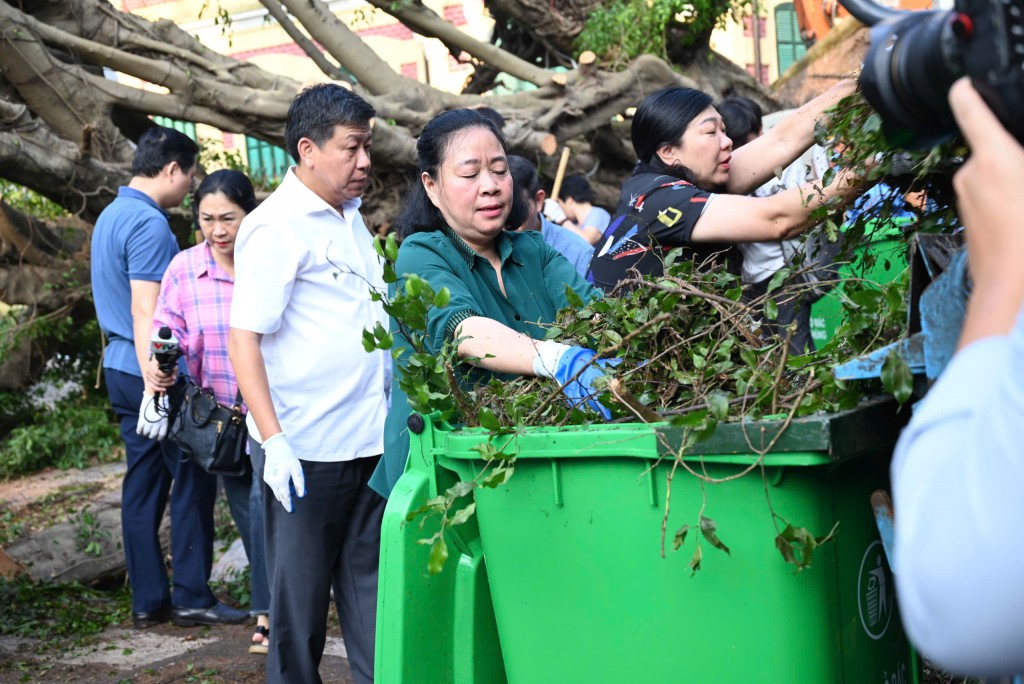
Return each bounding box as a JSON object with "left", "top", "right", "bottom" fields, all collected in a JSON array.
[
  {"left": 0, "top": 201, "right": 88, "bottom": 267},
  {"left": 2, "top": 2, "right": 194, "bottom": 95},
  {"left": 0, "top": 97, "right": 126, "bottom": 220},
  {"left": 364, "top": 0, "right": 556, "bottom": 87},
  {"left": 257, "top": 0, "right": 353, "bottom": 83},
  {"left": 276, "top": 0, "right": 419, "bottom": 97},
  {"left": 45, "top": 0, "right": 296, "bottom": 94},
  {"left": 0, "top": 11, "right": 131, "bottom": 160}
]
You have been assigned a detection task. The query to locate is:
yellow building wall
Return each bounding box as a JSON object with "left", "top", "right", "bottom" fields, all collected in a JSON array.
[{"left": 710, "top": 0, "right": 791, "bottom": 85}]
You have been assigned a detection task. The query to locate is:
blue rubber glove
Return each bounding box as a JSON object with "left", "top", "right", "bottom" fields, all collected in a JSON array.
[
  {"left": 534, "top": 341, "right": 621, "bottom": 419},
  {"left": 262, "top": 433, "right": 306, "bottom": 513}
]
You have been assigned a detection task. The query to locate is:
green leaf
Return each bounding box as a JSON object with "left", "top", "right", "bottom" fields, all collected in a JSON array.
[
  {"left": 602, "top": 329, "right": 623, "bottom": 346},
  {"left": 361, "top": 329, "right": 375, "bottom": 353},
  {"left": 689, "top": 543, "right": 702, "bottom": 575},
  {"left": 477, "top": 408, "right": 501, "bottom": 432},
  {"left": 428, "top": 536, "right": 449, "bottom": 575},
  {"left": 481, "top": 469, "right": 509, "bottom": 488},
  {"left": 692, "top": 416, "right": 718, "bottom": 443},
  {"left": 434, "top": 287, "right": 451, "bottom": 308},
  {"left": 446, "top": 481, "right": 475, "bottom": 498},
  {"left": 862, "top": 113, "right": 882, "bottom": 134},
  {"left": 706, "top": 391, "right": 729, "bottom": 421},
  {"left": 764, "top": 299, "right": 779, "bottom": 321},
  {"left": 880, "top": 348, "right": 913, "bottom": 405},
  {"left": 699, "top": 515, "right": 730, "bottom": 556},
  {"left": 384, "top": 233, "right": 399, "bottom": 262},
  {"left": 672, "top": 524, "right": 689, "bottom": 551},
  {"left": 470, "top": 442, "right": 500, "bottom": 459},
  {"left": 775, "top": 534, "right": 797, "bottom": 566},
  {"left": 669, "top": 409, "right": 708, "bottom": 429},
  {"left": 405, "top": 277, "right": 423, "bottom": 297},
  {"left": 766, "top": 268, "right": 790, "bottom": 294},
  {"left": 448, "top": 502, "right": 477, "bottom": 527},
  {"left": 564, "top": 286, "right": 584, "bottom": 309}
]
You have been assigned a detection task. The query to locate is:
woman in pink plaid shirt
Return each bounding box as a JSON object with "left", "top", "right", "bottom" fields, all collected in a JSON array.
[{"left": 149, "top": 170, "right": 271, "bottom": 654}]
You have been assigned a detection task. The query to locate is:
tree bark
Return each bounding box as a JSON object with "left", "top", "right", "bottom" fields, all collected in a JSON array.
[{"left": 0, "top": 0, "right": 779, "bottom": 389}]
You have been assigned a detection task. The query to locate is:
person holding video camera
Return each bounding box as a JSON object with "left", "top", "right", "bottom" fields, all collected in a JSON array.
[{"left": 890, "top": 78, "right": 1024, "bottom": 679}]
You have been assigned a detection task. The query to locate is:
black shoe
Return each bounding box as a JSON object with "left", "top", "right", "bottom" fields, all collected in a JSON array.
[
  {"left": 171, "top": 601, "right": 250, "bottom": 627},
  {"left": 132, "top": 605, "right": 171, "bottom": 629}
]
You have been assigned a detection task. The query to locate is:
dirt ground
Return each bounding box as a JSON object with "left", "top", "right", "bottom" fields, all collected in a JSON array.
[
  {"left": 0, "top": 463, "right": 357, "bottom": 684},
  {"left": 0, "top": 620, "right": 356, "bottom": 683}
]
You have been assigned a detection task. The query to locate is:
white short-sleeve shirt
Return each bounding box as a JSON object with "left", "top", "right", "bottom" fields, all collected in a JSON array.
[{"left": 231, "top": 168, "right": 389, "bottom": 462}]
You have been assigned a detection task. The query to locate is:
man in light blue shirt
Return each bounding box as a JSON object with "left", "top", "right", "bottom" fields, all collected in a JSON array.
[
  {"left": 891, "top": 78, "right": 1024, "bottom": 680},
  {"left": 509, "top": 156, "right": 595, "bottom": 279}
]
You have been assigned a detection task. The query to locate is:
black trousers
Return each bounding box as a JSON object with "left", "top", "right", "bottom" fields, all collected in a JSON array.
[
  {"left": 252, "top": 441, "right": 385, "bottom": 684},
  {"left": 744, "top": 276, "right": 816, "bottom": 355}
]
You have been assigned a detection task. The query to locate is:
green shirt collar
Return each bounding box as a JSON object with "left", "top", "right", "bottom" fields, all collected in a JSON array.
[{"left": 440, "top": 225, "right": 523, "bottom": 269}]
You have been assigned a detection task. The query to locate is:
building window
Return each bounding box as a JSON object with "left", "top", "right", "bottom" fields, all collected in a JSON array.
[
  {"left": 775, "top": 3, "right": 808, "bottom": 76},
  {"left": 742, "top": 15, "right": 767, "bottom": 38},
  {"left": 745, "top": 64, "right": 770, "bottom": 83},
  {"left": 245, "top": 137, "right": 291, "bottom": 183},
  {"left": 152, "top": 116, "right": 198, "bottom": 142}
]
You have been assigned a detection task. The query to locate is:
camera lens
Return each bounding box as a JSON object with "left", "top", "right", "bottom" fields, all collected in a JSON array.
[{"left": 860, "top": 10, "right": 968, "bottom": 148}]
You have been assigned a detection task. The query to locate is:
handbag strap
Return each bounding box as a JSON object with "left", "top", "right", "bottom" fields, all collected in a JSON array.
[{"left": 232, "top": 388, "right": 244, "bottom": 412}]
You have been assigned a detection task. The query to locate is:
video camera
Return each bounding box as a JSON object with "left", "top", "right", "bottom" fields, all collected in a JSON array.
[{"left": 839, "top": 0, "right": 1024, "bottom": 148}]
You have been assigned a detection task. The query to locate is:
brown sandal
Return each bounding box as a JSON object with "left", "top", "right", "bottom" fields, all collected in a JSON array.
[{"left": 249, "top": 625, "right": 269, "bottom": 655}]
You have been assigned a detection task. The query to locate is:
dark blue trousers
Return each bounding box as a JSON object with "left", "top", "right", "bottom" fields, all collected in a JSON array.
[{"left": 105, "top": 369, "right": 218, "bottom": 613}]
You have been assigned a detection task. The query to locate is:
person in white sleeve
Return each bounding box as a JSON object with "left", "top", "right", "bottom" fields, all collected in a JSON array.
[
  {"left": 891, "top": 77, "right": 1024, "bottom": 679},
  {"left": 228, "top": 83, "right": 389, "bottom": 684}
]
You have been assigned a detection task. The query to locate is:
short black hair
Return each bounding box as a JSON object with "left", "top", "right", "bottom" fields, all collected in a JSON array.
[
  {"left": 559, "top": 175, "right": 594, "bottom": 203},
  {"left": 472, "top": 106, "right": 506, "bottom": 129},
  {"left": 508, "top": 155, "right": 540, "bottom": 197},
  {"left": 717, "top": 96, "right": 763, "bottom": 149},
  {"left": 192, "top": 169, "right": 258, "bottom": 229},
  {"left": 285, "top": 84, "right": 376, "bottom": 162},
  {"left": 131, "top": 126, "right": 199, "bottom": 178},
  {"left": 395, "top": 109, "right": 528, "bottom": 238}
]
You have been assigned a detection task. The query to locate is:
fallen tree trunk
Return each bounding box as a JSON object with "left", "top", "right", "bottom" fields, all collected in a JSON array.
[{"left": 0, "top": 463, "right": 169, "bottom": 586}]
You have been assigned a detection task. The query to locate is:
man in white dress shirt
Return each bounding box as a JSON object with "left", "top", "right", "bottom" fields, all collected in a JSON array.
[{"left": 229, "top": 83, "right": 389, "bottom": 684}]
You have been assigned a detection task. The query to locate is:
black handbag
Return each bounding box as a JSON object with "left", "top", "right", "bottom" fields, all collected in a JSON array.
[{"left": 168, "top": 382, "right": 250, "bottom": 477}]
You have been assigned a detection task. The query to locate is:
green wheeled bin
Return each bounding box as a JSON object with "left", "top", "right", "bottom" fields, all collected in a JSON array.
[
  {"left": 375, "top": 400, "right": 918, "bottom": 684},
  {"left": 810, "top": 217, "right": 913, "bottom": 348}
]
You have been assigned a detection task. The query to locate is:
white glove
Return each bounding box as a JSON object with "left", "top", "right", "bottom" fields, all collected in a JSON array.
[
  {"left": 532, "top": 339, "right": 571, "bottom": 379},
  {"left": 262, "top": 433, "right": 305, "bottom": 513},
  {"left": 136, "top": 392, "right": 170, "bottom": 441},
  {"left": 543, "top": 198, "right": 566, "bottom": 225}
]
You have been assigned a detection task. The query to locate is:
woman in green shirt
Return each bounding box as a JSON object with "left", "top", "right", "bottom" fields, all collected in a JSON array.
[{"left": 369, "top": 109, "right": 617, "bottom": 499}]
